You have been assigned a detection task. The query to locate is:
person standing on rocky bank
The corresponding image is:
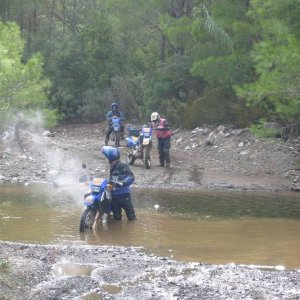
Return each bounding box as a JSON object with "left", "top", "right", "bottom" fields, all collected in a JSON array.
[{"left": 151, "top": 112, "right": 172, "bottom": 167}]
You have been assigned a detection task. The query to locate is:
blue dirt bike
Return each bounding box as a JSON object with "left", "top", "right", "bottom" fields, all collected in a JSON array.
[
  {"left": 126, "top": 125, "right": 153, "bottom": 169},
  {"left": 79, "top": 175, "right": 113, "bottom": 232},
  {"left": 109, "top": 116, "right": 122, "bottom": 147}
]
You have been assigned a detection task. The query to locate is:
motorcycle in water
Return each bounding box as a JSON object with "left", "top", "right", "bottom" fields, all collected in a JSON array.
[
  {"left": 126, "top": 125, "right": 153, "bottom": 169},
  {"left": 79, "top": 175, "right": 113, "bottom": 232}
]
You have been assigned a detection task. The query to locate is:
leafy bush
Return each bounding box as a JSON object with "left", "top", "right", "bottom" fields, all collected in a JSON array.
[{"left": 250, "top": 119, "right": 281, "bottom": 138}]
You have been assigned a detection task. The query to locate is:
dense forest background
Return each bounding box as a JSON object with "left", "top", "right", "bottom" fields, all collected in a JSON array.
[{"left": 0, "top": 0, "right": 299, "bottom": 136}]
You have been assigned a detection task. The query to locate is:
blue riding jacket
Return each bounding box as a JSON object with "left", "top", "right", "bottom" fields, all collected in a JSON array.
[{"left": 110, "top": 160, "right": 134, "bottom": 198}]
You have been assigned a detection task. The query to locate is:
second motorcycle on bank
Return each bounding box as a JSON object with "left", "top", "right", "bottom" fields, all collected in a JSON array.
[{"left": 125, "top": 125, "right": 153, "bottom": 169}]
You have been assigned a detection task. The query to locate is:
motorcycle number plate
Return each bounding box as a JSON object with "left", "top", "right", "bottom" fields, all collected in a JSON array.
[
  {"left": 91, "top": 186, "right": 101, "bottom": 193},
  {"left": 143, "top": 138, "right": 150, "bottom": 145},
  {"left": 143, "top": 128, "right": 151, "bottom": 138}
]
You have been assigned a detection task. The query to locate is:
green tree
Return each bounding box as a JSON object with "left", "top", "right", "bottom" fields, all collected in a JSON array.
[
  {"left": 0, "top": 21, "right": 55, "bottom": 129},
  {"left": 236, "top": 0, "right": 300, "bottom": 133},
  {"left": 184, "top": 0, "right": 256, "bottom": 128}
]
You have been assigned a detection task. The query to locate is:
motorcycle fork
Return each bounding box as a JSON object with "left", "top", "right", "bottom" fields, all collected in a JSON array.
[{"left": 93, "top": 211, "right": 100, "bottom": 230}]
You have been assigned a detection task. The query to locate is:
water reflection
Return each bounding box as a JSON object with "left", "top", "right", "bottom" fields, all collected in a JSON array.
[
  {"left": 0, "top": 184, "right": 299, "bottom": 269},
  {"left": 133, "top": 188, "right": 300, "bottom": 219}
]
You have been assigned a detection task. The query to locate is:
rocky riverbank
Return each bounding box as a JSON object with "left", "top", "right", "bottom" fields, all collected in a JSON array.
[
  {"left": 0, "top": 241, "right": 300, "bottom": 300},
  {"left": 0, "top": 122, "right": 299, "bottom": 192}
]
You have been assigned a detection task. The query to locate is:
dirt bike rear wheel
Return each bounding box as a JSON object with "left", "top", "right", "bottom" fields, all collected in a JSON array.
[
  {"left": 79, "top": 207, "right": 96, "bottom": 232},
  {"left": 114, "top": 131, "right": 120, "bottom": 147},
  {"left": 144, "top": 146, "right": 151, "bottom": 169}
]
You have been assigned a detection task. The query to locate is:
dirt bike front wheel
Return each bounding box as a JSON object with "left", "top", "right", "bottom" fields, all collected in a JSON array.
[
  {"left": 114, "top": 131, "right": 120, "bottom": 147},
  {"left": 144, "top": 146, "right": 151, "bottom": 169},
  {"left": 79, "top": 207, "right": 96, "bottom": 232}
]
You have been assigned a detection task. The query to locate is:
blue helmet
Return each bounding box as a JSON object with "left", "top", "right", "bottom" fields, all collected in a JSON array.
[
  {"left": 111, "top": 103, "right": 118, "bottom": 110},
  {"left": 101, "top": 146, "right": 120, "bottom": 162}
]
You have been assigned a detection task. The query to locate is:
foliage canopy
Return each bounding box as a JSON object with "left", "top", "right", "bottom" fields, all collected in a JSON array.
[{"left": 0, "top": 0, "right": 299, "bottom": 136}]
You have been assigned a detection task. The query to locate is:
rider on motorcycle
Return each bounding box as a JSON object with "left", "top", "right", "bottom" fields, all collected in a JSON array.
[
  {"left": 101, "top": 146, "right": 137, "bottom": 221},
  {"left": 105, "top": 103, "right": 125, "bottom": 146}
]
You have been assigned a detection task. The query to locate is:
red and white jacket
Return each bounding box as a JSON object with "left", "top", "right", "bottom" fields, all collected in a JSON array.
[{"left": 152, "top": 118, "right": 172, "bottom": 139}]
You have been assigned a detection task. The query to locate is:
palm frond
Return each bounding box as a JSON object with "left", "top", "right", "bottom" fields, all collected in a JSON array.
[{"left": 203, "top": 8, "right": 233, "bottom": 52}]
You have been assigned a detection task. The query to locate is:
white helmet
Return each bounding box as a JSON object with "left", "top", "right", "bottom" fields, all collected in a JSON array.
[{"left": 151, "top": 112, "right": 160, "bottom": 122}]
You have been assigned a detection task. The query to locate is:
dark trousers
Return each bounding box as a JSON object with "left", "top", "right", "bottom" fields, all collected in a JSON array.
[
  {"left": 111, "top": 194, "right": 136, "bottom": 220},
  {"left": 157, "top": 137, "right": 171, "bottom": 166}
]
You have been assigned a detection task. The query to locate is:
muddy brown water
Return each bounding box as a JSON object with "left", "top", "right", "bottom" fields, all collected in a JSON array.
[{"left": 0, "top": 184, "right": 299, "bottom": 270}]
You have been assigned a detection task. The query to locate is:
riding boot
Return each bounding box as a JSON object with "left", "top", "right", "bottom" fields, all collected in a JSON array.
[
  {"left": 164, "top": 148, "right": 171, "bottom": 168},
  {"left": 165, "top": 156, "right": 171, "bottom": 168},
  {"left": 105, "top": 138, "right": 108, "bottom": 146}
]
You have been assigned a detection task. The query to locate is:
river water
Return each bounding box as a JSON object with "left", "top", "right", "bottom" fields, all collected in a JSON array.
[{"left": 0, "top": 184, "right": 299, "bottom": 269}]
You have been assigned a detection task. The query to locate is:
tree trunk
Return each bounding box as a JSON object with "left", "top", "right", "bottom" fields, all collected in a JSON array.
[
  {"left": 48, "top": 0, "right": 56, "bottom": 39},
  {"left": 33, "top": 0, "right": 38, "bottom": 35},
  {"left": 171, "top": 0, "right": 193, "bottom": 18},
  {"left": 160, "top": 35, "right": 166, "bottom": 65},
  {"left": 27, "top": 11, "right": 32, "bottom": 50},
  {"left": 61, "top": 0, "right": 66, "bottom": 35}
]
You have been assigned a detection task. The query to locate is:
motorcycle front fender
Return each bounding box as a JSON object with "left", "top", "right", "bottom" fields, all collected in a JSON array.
[{"left": 83, "top": 194, "right": 99, "bottom": 206}]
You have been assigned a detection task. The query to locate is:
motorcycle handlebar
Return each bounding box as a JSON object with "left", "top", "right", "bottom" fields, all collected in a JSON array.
[{"left": 108, "top": 180, "right": 124, "bottom": 187}]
